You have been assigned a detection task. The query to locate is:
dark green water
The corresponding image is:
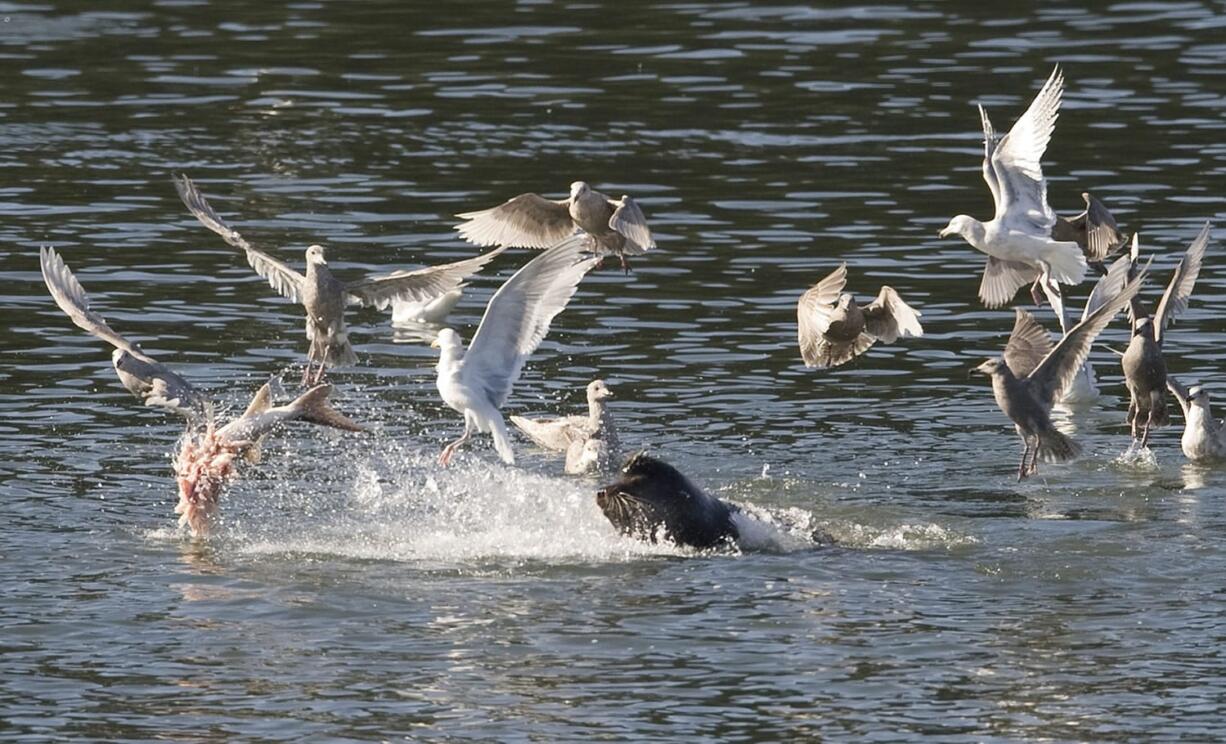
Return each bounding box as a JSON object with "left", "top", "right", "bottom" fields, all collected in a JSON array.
[{"left": 4, "top": 1, "right": 1226, "bottom": 740}]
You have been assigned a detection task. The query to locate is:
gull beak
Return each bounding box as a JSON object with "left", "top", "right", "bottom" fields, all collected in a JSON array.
[
  {"left": 938, "top": 227, "right": 952, "bottom": 238},
  {"left": 430, "top": 338, "right": 441, "bottom": 349},
  {"left": 972, "top": 361, "right": 993, "bottom": 376}
]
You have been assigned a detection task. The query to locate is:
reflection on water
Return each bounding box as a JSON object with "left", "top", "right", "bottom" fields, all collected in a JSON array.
[{"left": 4, "top": 0, "right": 1226, "bottom": 739}]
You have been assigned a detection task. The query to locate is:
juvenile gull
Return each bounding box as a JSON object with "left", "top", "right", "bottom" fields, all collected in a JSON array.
[
  {"left": 974, "top": 270, "right": 1144, "bottom": 480},
  {"left": 454, "top": 181, "right": 654, "bottom": 272},
  {"left": 1167, "top": 378, "right": 1226, "bottom": 463},
  {"left": 175, "top": 174, "right": 504, "bottom": 383},
  {"left": 510, "top": 379, "right": 618, "bottom": 452},
  {"left": 40, "top": 246, "right": 206, "bottom": 419},
  {"left": 940, "top": 67, "right": 1088, "bottom": 308},
  {"left": 1052, "top": 192, "right": 1128, "bottom": 273},
  {"left": 796, "top": 263, "right": 923, "bottom": 369},
  {"left": 432, "top": 235, "right": 599, "bottom": 466},
  {"left": 1121, "top": 222, "right": 1212, "bottom": 447}
]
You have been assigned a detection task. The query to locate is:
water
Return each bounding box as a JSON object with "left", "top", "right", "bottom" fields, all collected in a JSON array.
[{"left": 4, "top": 1, "right": 1226, "bottom": 739}]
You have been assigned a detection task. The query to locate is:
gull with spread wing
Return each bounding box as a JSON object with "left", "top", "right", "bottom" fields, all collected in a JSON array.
[
  {"left": 940, "top": 67, "right": 1087, "bottom": 308},
  {"left": 454, "top": 181, "right": 654, "bottom": 272},
  {"left": 1121, "top": 222, "right": 1212, "bottom": 448},
  {"left": 175, "top": 174, "right": 504, "bottom": 384},
  {"left": 797, "top": 263, "right": 923, "bottom": 369},
  {"left": 974, "top": 270, "right": 1144, "bottom": 480},
  {"left": 40, "top": 246, "right": 206, "bottom": 419},
  {"left": 432, "top": 235, "right": 599, "bottom": 466},
  {"left": 1052, "top": 192, "right": 1128, "bottom": 274}
]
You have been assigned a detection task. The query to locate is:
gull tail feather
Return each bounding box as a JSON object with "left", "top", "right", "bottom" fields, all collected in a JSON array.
[
  {"left": 1038, "top": 429, "right": 1081, "bottom": 463},
  {"left": 490, "top": 415, "right": 515, "bottom": 465},
  {"left": 1041, "top": 242, "right": 1088, "bottom": 287}
]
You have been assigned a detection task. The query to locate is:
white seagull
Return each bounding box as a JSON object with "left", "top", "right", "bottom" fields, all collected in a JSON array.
[
  {"left": 432, "top": 235, "right": 599, "bottom": 466},
  {"left": 940, "top": 66, "right": 1087, "bottom": 308}
]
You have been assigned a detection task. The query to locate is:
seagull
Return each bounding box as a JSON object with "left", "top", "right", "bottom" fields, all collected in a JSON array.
[
  {"left": 510, "top": 379, "right": 618, "bottom": 453},
  {"left": 974, "top": 270, "right": 1144, "bottom": 480},
  {"left": 175, "top": 174, "right": 504, "bottom": 384},
  {"left": 1122, "top": 222, "right": 1212, "bottom": 448},
  {"left": 432, "top": 235, "right": 599, "bottom": 466},
  {"left": 565, "top": 436, "right": 617, "bottom": 476},
  {"left": 1167, "top": 378, "right": 1226, "bottom": 463},
  {"left": 40, "top": 246, "right": 206, "bottom": 419},
  {"left": 1038, "top": 251, "right": 1133, "bottom": 406},
  {"left": 796, "top": 263, "right": 923, "bottom": 369},
  {"left": 454, "top": 181, "right": 654, "bottom": 272},
  {"left": 1051, "top": 192, "right": 1128, "bottom": 274},
  {"left": 940, "top": 66, "right": 1088, "bottom": 308},
  {"left": 390, "top": 289, "right": 463, "bottom": 326}
]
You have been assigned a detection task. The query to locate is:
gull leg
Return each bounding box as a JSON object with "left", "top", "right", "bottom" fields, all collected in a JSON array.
[
  {"left": 302, "top": 345, "right": 317, "bottom": 387},
  {"left": 313, "top": 345, "right": 331, "bottom": 386},
  {"left": 1029, "top": 438, "right": 1041, "bottom": 477},
  {"left": 438, "top": 423, "right": 472, "bottom": 467},
  {"left": 1017, "top": 436, "right": 1032, "bottom": 481},
  {"left": 1030, "top": 280, "right": 1045, "bottom": 307},
  {"left": 620, "top": 252, "right": 631, "bottom": 275}
]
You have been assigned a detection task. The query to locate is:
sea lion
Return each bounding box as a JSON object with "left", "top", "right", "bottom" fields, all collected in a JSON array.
[{"left": 596, "top": 452, "right": 739, "bottom": 550}]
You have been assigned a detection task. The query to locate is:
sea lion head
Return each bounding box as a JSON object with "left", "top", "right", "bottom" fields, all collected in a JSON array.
[{"left": 596, "top": 451, "right": 737, "bottom": 549}]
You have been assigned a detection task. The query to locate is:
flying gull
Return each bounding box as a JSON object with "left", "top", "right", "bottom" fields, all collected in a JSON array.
[
  {"left": 175, "top": 174, "right": 504, "bottom": 384},
  {"left": 432, "top": 235, "right": 599, "bottom": 466},
  {"left": 454, "top": 181, "right": 654, "bottom": 272},
  {"left": 1121, "top": 222, "right": 1212, "bottom": 448},
  {"left": 1051, "top": 192, "right": 1128, "bottom": 274},
  {"left": 940, "top": 66, "right": 1088, "bottom": 308},
  {"left": 40, "top": 246, "right": 206, "bottom": 419},
  {"left": 796, "top": 263, "right": 923, "bottom": 369},
  {"left": 974, "top": 270, "right": 1144, "bottom": 480}
]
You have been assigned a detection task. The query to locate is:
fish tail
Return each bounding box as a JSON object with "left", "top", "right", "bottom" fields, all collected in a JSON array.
[{"left": 292, "top": 384, "right": 366, "bottom": 432}]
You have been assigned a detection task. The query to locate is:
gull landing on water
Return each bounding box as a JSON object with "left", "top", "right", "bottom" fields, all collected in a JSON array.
[
  {"left": 940, "top": 66, "right": 1088, "bottom": 309},
  {"left": 432, "top": 235, "right": 599, "bottom": 466},
  {"left": 454, "top": 181, "right": 655, "bottom": 273},
  {"left": 175, "top": 174, "right": 505, "bottom": 385}
]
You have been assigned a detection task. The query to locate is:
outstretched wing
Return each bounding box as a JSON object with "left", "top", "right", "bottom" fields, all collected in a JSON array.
[
  {"left": 1027, "top": 269, "right": 1145, "bottom": 406},
  {"left": 460, "top": 235, "right": 598, "bottom": 408},
  {"left": 797, "top": 263, "right": 848, "bottom": 365},
  {"left": 40, "top": 246, "right": 140, "bottom": 355},
  {"left": 862, "top": 286, "right": 923, "bottom": 344},
  {"left": 1154, "top": 221, "right": 1211, "bottom": 344},
  {"left": 1003, "top": 309, "right": 1053, "bottom": 378},
  {"left": 607, "top": 195, "right": 655, "bottom": 252},
  {"left": 174, "top": 174, "right": 306, "bottom": 303},
  {"left": 1166, "top": 376, "right": 1191, "bottom": 418},
  {"left": 1080, "top": 192, "right": 1126, "bottom": 262},
  {"left": 1081, "top": 251, "right": 1133, "bottom": 323},
  {"left": 454, "top": 193, "right": 575, "bottom": 249},
  {"left": 345, "top": 247, "right": 505, "bottom": 310},
  {"left": 989, "top": 66, "right": 1063, "bottom": 234},
  {"left": 979, "top": 256, "right": 1040, "bottom": 308},
  {"left": 979, "top": 104, "right": 1000, "bottom": 208}
]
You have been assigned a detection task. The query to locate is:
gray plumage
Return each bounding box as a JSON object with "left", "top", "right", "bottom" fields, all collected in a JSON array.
[
  {"left": 1121, "top": 222, "right": 1211, "bottom": 447},
  {"left": 40, "top": 246, "right": 206, "bottom": 418},
  {"left": 455, "top": 181, "right": 654, "bottom": 271},
  {"left": 975, "top": 269, "right": 1145, "bottom": 480},
  {"left": 797, "top": 263, "right": 923, "bottom": 369},
  {"left": 1051, "top": 192, "right": 1128, "bottom": 270},
  {"left": 1167, "top": 378, "right": 1226, "bottom": 462},
  {"left": 175, "top": 174, "right": 504, "bottom": 382}
]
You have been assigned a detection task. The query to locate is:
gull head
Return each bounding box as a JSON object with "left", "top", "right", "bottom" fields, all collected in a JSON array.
[
  {"left": 974, "top": 358, "right": 1005, "bottom": 377},
  {"left": 305, "top": 244, "right": 328, "bottom": 266},
  {"left": 587, "top": 379, "right": 614, "bottom": 402},
  {"left": 837, "top": 293, "right": 855, "bottom": 310},
  {"left": 1189, "top": 384, "right": 1211, "bottom": 411},
  {"left": 939, "top": 215, "right": 975, "bottom": 239},
  {"left": 569, "top": 181, "right": 590, "bottom": 199},
  {"left": 1133, "top": 316, "right": 1154, "bottom": 339}
]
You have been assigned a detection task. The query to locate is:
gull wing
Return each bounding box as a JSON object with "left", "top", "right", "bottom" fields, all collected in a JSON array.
[
  {"left": 40, "top": 246, "right": 142, "bottom": 356},
  {"left": 607, "top": 195, "right": 655, "bottom": 251},
  {"left": 862, "top": 286, "right": 923, "bottom": 344},
  {"left": 1081, "top": 251, "right": 1133, "bottom": 323},
  {"left": 978, "top": 104, "right": 1001, "bottom": 208},
  {"left": 1166, "top": 376, "right": 1191, "bottom": 418},
  {"left": 979, "top": 256, "right": 1039, "bottom": 308},
  {"left": 1003, "top": 309, "right": 1053, "bottom": 379},
  {"left": 1027, "top": 269, "right": 1145, "bottom": 407},
  {"left": 454, "top": 193, "right": 576, "bottom": 249},
  {"left": 174, "top": 174, "right": 306, "bottom": 303},
  {"left": 460, "top": 235, "right": 598, "bottom": 408},
  {"left": 345, "top": 246, "right": 505, "bottom": 310},
  {"left": 1153, "top": 221, "right": 1211, "bottom": 345},
  {"left": 1080, "top": 192, "right": 1126, "bottom": 262},
  {"left": 989, "top": 66, "right": 1063, "bottom": 234},
  {"left": 797, "top": 263, "right": 848, "bottom": 365}
]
